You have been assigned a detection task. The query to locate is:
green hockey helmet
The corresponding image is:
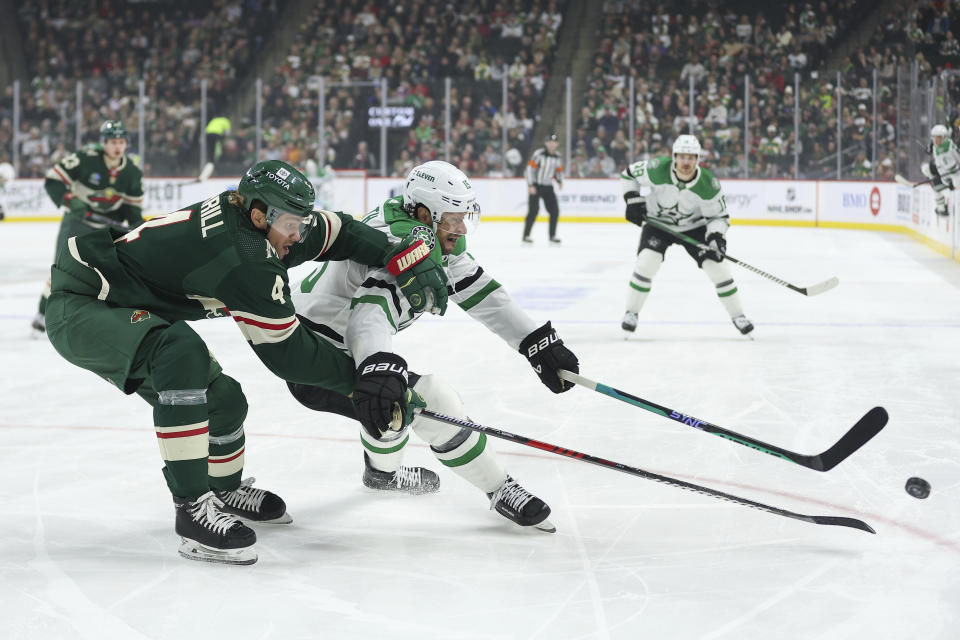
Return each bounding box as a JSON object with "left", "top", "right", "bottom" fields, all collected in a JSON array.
[
  {"left": 238, "top": 160, "right": 317, "bottom": 238},
  {"left": 99, "top": 120, "right": 128, "bottom": 142}
]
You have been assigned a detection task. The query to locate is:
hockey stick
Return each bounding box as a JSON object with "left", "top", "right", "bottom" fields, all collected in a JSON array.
[
  {"left": 182, "top": 162, "right": 214, "bottom": 185},
  {"left": 894, "top": 174, "right": 931, "bottom": 188},
  {"left": 83, "top": 210, "right": 130, "bottom": 230},
  {"left": 645, "top": 219, "right": 839, "bottom": 296},
  {"left": 558, "top": 370, "right": 887, "bottom": 472},
  {"left": 895, "top": 168, "right": 958, "bottom": 189},
  {"left": 418, "top": 409, "right": 875, "bottom": 533}
]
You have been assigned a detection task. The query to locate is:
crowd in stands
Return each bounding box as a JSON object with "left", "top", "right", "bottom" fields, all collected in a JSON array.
[
  {"left": 214, "top": 0, "right": 566, "bottom": 178},
  {"left": 575, "top": 0, "right": 908, "bottom": 179},
  {"left": 10, "top": 0, "right": 278, "bottom": 177},
  {"left": 3, "top": 0, "right": 958, "bottom": 183}
]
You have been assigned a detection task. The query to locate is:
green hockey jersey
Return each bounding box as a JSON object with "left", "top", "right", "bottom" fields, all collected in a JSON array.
[
  {"left": 50, "top": 193, "right": 394, "bottom": 394},
  {"left": 45, "top": 147, "right": 144, "bottom": 227}
]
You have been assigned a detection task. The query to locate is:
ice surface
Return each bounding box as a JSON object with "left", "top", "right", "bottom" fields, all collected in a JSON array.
[{"left": 1, "top": 220, "right": 957, "bottom": 639}]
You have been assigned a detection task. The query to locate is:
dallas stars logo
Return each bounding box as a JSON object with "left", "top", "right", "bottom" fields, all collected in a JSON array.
[
  {"left": 408, "top": 225, "right": 436, "bottom": 251},
  {"left": 656, "top": 202, "right": 681, "bottom": 220}
]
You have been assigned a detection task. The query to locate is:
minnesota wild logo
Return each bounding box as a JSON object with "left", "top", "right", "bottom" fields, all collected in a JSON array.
[{"left": 130, "top": 309, "right": 151, "bottom": 323}]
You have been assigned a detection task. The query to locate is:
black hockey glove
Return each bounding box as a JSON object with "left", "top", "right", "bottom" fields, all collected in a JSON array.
[
  {"left": 519, "top": 321, "right": 580, "bottom": 394},
  {"left": 384, "top": 236, "right": 449, "bottom": 315},
  {"left": 352, "top": 352, "right": 426, "bottom": 439},
  {"left": 624, "top": 191, "right": 647, "bottom": 226},
  {"left": 703, "top": 232, "right": 726, "bottom": 262}
]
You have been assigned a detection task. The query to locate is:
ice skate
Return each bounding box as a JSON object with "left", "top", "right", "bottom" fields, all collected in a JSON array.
[
  {"left": 362, "top": 453, "right": 440, "bottom": 495},
  {"left": 174, "top": 491, "right": 257, "bottom": 565},
  {"left": 732, "top": 314, "right": 754, "bottom": 335},
  {"left": 214, "top": 477, "right": 292, "bottom": 524},
  {"left": 522, "top": 236, "right": 533, "bottom": 244},
  {"left": 549, "top": 236, "right": 562, "bottom": 245},
  {"left": 488, "top": 476, "right": 555, "bottom": 533},
  {"left": 621, "top": 310, "right": 638, "bottom": 333},
  {"left": 935, "top": 205, "right": 948, "bottom": 217},
  {"left": 31, "top": 312, "right": 46, "bottom": 335}
]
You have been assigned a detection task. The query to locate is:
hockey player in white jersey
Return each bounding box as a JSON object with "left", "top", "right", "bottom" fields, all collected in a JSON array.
[
  {"left": 920, "top": 124, "right": 960, "bottom": 216},
  {"left": 288, "top": 160, "right": 580, "bottom": 532},
  {"left": 0, "top": 161, "right": 14, "bottom": 220},
  {"left": 619, "top": 134, "right": 754, "bottom": 335}
]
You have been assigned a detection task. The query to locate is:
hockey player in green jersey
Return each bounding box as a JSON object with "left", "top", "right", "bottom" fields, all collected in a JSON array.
[
  {"left": 921, "top": 124, "right": 960, "bottom": 216},
  {"left": 287, "top": 160, "right": 580, "bottom": 533},
  {"left": 33, "top": 120, "right": 144, "bottom": 334},
  {"left": 620, "top": 134, "right": 754, "bottom": 336},
  {"left": 44, "top": 159, "right": 450, "bottom": 565}
]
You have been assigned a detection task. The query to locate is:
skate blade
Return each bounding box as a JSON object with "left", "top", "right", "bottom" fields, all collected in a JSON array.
[
  {"left": 533, "top": 518, "right": 557, "bottom": 534},
  {"left": 252, "top": 512, "right": 293, "bottom": 524},
  {"left": 229, "top": 511, "right": 293, "bottom": 524},
  {"left": 178, "top": 538, "right": 257, "bottom": 565}
]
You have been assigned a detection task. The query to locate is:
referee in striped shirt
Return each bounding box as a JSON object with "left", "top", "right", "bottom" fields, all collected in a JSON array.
[{"left": 523, "top": 133, "right": 564, "bottom": 244}]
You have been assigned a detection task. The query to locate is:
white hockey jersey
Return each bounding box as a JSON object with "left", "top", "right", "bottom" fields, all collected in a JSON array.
[
  {"left": 932, "top": 139, "right": 960, "bottom": 179},
  {"left": 292, "top": 196, "right": 538, "bottom": 364},
  {"left": 620, "top": 156, "right": 729, "bottom": 236}
]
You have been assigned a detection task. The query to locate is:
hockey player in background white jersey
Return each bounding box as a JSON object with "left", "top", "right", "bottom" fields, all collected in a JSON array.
[
  {"left": 921, "top": 124, "right": 960, "bottom": 216},
  {"left": 288, "top": 160, "right": 580, "bottom": 532},
  {"left": 619, "top": 134, "right": 754, "bottom": 336},
  {"left": 0, "top": 161, "right": 14, "bottom": 220}
]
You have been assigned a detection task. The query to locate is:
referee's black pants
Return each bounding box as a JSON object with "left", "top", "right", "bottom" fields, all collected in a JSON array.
[{"left": 523, "top": 184, "right": 559, "bottom": 239}]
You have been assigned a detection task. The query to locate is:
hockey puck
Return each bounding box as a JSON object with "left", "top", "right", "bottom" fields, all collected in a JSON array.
[{"left": 905, "top": 477, "right": 930, "bottom": 499}]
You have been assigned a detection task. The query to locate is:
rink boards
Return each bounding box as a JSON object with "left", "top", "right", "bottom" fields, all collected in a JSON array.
[{"left": 3, "top": 175, "right": 958, "bottom": 260}]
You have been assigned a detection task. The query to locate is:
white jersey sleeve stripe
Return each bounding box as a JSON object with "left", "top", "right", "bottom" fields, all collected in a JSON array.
[
  {"left": 231, "top": 311, "right": 300, "bottom": 344},
  {"left": 307, "top": 210, "right": 343, "bottom": 260},
  {"left": 48, "top": 165, "right": 73, "bottom": 186}
]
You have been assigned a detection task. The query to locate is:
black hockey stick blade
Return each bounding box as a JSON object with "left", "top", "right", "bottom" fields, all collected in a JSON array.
[
  {"left": 806, "top": 406, "right": 888, "bottom": 472},
  {"left": 419, "top": 409, "right": 875, "bottom": 534},
  {"left": 561, "top": 371, "right": 887, "bottom": 472},
  {"left": 808, "top": 515, "right": 876, "bottom": 534}
]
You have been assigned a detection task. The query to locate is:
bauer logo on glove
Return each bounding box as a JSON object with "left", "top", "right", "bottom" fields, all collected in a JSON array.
[{"left": 519, "top": 321, "right": 580, "bottom": 394}]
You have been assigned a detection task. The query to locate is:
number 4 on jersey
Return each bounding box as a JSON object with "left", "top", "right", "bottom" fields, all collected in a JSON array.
[
  {"left": 118, "top": 210, "right": 193, "bottom": 243},
  {"left": 271, "top": 275, "right": 285, "bottom": 304}
]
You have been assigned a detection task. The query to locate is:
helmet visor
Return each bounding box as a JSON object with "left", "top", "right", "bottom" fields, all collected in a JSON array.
[
  {"left": 265, "top": 206, "right": 314, "bottom": 243},
  {"left": 438, "top": 207, "right": 480, "bottom": 238}
]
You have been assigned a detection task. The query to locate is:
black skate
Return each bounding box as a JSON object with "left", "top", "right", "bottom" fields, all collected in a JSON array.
[
  {"left": 174, "top": 492, "right": 257, "bottom": 565},
  {"left": 621, "top": 311, "right": 638, "bottom": 332},
  {"left": 214, "top": 477, "right": 292, "bottom": 524},
  {"left": 31, "top": 313, "right": 46, "bottom": 335},
  {"left": 732, "top": 314, "right": 755, "bottom": 335},
  {"left": 488, "top": 476, "right": 555, "bottom": 533},
  {"left": 362, "top": 453, "right": 440, "bottom": 495}
]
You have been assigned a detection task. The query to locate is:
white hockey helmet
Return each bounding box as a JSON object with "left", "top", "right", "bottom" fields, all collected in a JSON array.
[
  {"left": 403, "top": 160, "right": 480, "bottom": 232},
  {"left": 672, "top": 134, "right": 702, "bottom": 158},
  {"left": 0, "top": 162, "right": 14, "bottom": 185},
  {"left": 931, "top": 124, "right": 950, "bottom": 139}
]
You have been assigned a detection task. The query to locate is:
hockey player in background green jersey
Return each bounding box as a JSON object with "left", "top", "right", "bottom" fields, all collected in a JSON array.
[
  {"left": 287, "top": 161, "right": 580, "bottom": 533},
  {"left": 33, "top": 120, "right": 144, "bottom": 334},
  {"left": 44, "top": 159, "right": 450, "bottom": 565},
  {"left": 619, "top": 134, "right": 754, "bottom": 336}
]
